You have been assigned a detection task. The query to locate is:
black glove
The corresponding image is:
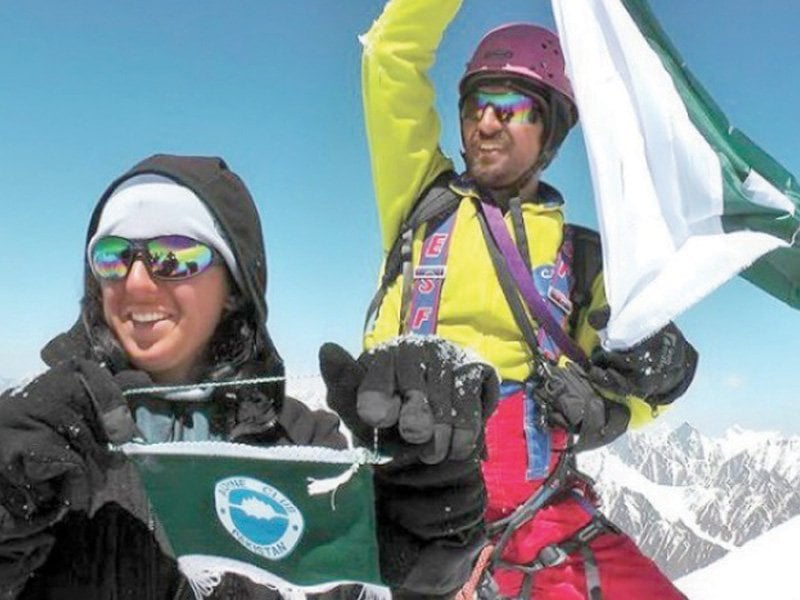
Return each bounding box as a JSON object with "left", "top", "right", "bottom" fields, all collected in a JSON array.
[
  {"left": 319, "top": 337, "right": 499, "bottom": 597},
  {"left": 536, "top": 361, "right": 630, "bottom": 452},
  {"left": 320, "top": 338, "right": 499, "bottom": 465},
  {"left": 0, "top": 360, "right": 139, "bottom": 523},
  {"left": 588, "top": 309, "right": 699, "bottom": 405}
]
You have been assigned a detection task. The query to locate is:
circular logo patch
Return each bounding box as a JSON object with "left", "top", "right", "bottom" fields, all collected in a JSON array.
[{"left": 215, "top": 476, "right": 304, "bottom": 560}]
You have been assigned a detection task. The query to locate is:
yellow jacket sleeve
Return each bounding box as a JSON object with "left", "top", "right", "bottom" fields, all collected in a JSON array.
[{"left": 361, "top": 0, "right": 460, "bottom": 252}]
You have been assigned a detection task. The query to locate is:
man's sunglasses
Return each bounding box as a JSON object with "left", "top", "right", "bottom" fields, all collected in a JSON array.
[
  {"left": 90, "top": 235, "right": 222, "bottom": 281},
  {"left": 460, "top": 90, "right": 545, "bottom": 125}
]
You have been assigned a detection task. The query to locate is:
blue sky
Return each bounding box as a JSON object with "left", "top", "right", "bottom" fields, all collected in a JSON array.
[{"left": 0, "top": 1, "right": 797, "bottom": 436}]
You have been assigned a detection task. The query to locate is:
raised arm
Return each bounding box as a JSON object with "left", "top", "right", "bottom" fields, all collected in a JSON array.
[{"left": 361, "top": 0, "right": 460, "bottom": 251}]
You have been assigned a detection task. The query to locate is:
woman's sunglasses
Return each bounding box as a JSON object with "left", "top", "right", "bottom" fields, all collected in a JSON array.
[
  {"left": 460, "top": 89, "right": 545, "bottom": 125},
  {"left": 90, "top": 235, "right": 222, "bottom": 281}
]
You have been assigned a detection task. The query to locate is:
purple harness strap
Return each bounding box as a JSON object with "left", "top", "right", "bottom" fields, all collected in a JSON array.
[{"left": 479, "top": 200, "right": 589, "bottom": 368}]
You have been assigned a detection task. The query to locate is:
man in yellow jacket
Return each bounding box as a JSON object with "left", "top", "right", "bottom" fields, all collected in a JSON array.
[{"left": 352, "top": 0, "right": 698, "bottom": 598}]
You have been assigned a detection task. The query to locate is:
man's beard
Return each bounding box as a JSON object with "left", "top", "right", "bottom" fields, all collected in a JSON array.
[{"left": 466, "top": 151, "right": 516, "bottom": 190}]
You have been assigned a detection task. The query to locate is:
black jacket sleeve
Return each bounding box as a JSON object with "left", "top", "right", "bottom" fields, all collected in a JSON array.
[{"left": 0, "top": 364, "right": 111, "bottom": 598}]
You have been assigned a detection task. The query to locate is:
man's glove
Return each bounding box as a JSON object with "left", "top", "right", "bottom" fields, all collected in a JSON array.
[
  {"left": 0, "top": 359, "right": 140, "bottom": 525},
  {"left": 320, "top": 337, "right": 499, "bottom": 465},
  {"left": 536, "top": 361, "right": 630, "bottom": 452},
  {"left": 588, "top": 309, "right": 699, "bottom": 405},
  {"left": 319, "top": 337, "right": 499, "bottom": 597}
]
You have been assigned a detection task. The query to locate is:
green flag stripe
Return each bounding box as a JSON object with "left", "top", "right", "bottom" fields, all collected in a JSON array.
[{"left": 621, "top": 0, "right": 800, "bottom": 307}]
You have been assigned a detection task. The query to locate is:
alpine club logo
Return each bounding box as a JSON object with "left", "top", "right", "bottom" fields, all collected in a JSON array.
[{"left": 215, "top": 476, "right": 304, "bottom": 560}]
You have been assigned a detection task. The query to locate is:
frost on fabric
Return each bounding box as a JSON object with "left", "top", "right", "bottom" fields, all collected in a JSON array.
[
  {"left": 366, "top": 335, "right": 499, "bottom": 406},
  {"left": 358, "top": 17, "right": 382, "bottom": 56},
  {"left": 367, "top": 334, "right": 497, "bottom": 373},
  {"left": 6, "top": 372, "right": 39, "bottom": 398}
]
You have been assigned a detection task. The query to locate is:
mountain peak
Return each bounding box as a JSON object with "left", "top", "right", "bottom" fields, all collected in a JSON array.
[
  {"left": 674, "top": 421, "right": 699, "bottom": 437},
  {"left": 667, "top": 422, "right": 708, "bottom": 457}
]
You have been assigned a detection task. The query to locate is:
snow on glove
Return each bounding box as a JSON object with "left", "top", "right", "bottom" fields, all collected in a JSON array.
[
  {"left": 0, "top": 359, "right": 139, "bottom": 524},
  {"left": 319, "top": 337, "right": 499, "bottom": 596},
  {"left": 588, "top": 308, "right": 699, "bottom": 405},
  {"left": 537, "top": 361, "right": 630, "bottom": 452}
]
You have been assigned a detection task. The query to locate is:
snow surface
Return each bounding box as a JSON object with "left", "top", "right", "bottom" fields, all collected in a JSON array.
[
  {"left": 675, "top": 515, "right": 800, "bottom": 599},
  {"left": 285, "top": 372, "right": 328, "bottom": 411},
  {"left": 718, "top": 425, "right": 783, "bottom": 459}
]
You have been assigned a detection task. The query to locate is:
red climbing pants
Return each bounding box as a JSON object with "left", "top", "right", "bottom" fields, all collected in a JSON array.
[{"left": 481, "top": 388, "right": 686, "bottom": 599}]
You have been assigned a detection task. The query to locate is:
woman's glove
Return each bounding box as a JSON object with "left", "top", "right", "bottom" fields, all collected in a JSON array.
[
  {"left": 319, "top": 337, "right": 499, "bottom": 598},
  {"left": 536, "top": 361, "right": 630, "bottom": 452},
  {"left": 0, "top": 360, "right": 139, "bottom": 524}
]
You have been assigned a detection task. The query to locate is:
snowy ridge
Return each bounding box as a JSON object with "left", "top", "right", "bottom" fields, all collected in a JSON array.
[{"left": 579, "top": 422, "right": 800, "bottom": 579}]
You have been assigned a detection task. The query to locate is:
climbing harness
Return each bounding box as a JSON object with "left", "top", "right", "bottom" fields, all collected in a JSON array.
[{"left": 366, "top": 173, "right": 612, "bottom": 599}]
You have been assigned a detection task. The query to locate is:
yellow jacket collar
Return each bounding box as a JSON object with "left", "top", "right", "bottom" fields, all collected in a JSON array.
[{"left": 449, "top": 173, "right": 565, "bottom": 211}]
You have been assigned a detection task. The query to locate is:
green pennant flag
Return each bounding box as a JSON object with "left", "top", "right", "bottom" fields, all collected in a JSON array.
[
  {"left": 123, "top": 442, "right": 389, "bottom": 599},
  {"left": 552, "top": 0, "right": 800, "bottom": 348}
]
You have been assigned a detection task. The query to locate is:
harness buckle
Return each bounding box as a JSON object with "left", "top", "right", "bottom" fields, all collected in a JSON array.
[
  {"left": 413, "top": 265, "right": 447, "bottom": 279},
  {"left": 547, "top": 285, "right": 573, "bottom": 314},
  {"left": 537, "top": 544, "right": 568, "bottom": 568},
  {"left": 576, "top": 519, "right": 607, "bottom": 544}
]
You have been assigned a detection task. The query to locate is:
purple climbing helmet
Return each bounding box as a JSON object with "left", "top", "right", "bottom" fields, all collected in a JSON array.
[
  {"left": 460, "top": 23, "right": 578, "bottom": 129},
  {"left": 459, "top": 23, "right": 579, "bottom": 170}
]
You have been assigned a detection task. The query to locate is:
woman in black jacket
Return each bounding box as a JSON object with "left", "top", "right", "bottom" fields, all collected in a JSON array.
[
  {"left": 0, "top": 155, "right": 349, "bottom": 599},
  {"left": 0, "top": 154, "right": 499, "bottom": 600}
]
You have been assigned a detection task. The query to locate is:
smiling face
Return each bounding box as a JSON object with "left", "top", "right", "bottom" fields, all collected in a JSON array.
[
  {"left": 461, "top": 84, "right": 546, "bottom": 192},
  {"left": 100, "top": 260, "right": 230, "bottom": 383}
]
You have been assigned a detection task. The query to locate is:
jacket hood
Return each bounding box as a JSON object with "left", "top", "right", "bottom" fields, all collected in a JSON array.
[{"left": 50, "top": 154, "right": 283, "bottom": 377}]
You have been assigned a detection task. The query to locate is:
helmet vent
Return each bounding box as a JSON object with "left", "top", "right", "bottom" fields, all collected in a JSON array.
[{"left": 485, "top": 49, "right": 513, "bottom": 60}]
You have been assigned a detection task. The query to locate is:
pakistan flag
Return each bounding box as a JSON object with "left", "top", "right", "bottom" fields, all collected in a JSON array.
[{"left": 552, "top": 0, "right": 800, "bottom": 348}]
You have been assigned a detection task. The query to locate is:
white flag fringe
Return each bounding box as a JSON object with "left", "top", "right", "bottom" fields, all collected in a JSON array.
[{"left": 178, "top": 556, "right": 391, "bottom": 600}]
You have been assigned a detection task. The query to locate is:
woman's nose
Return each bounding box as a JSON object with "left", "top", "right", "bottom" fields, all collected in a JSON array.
[{"left": 124, "top": 259, "right": 159, "bottom": 293}]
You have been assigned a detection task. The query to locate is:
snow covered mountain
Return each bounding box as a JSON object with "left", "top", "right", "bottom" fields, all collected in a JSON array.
[{"left": 578, "top": 423, "right": 800, "bottom": 580}]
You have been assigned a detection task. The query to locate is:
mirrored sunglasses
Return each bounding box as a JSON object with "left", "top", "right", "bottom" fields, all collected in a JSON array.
[
  {"left": 460, "top": 90, "right": 544, "bottom": 124},
  {"left": 90, "top": 235, "right": 222, "bottom": 281}
]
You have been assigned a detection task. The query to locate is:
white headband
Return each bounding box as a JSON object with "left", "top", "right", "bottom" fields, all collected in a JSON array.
[{"left": 88, "top": 174, "right": 241, "bottom": 285}]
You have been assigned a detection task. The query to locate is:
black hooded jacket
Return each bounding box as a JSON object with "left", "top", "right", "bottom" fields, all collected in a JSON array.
[{"left": 0, "top": 155, "right": 348, "bottom": 599}]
